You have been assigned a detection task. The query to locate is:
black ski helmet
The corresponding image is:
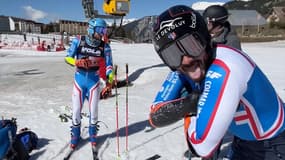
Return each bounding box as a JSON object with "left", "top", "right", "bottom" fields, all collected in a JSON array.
[
  {"left": 152, "top": 5, "right": 212, "bottom": 68},
  {"left": 203, "top": 5, "right": 229, "bottom": 24}
]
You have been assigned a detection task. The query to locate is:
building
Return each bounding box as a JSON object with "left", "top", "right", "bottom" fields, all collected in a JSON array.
[
  {"left": 57, "top": 20, "right": 88, "bottom": 35},
  {"left": 0, "top": 15, "right": 43, "bottom": 33},
  {"left": 267, "top": 7, "right": 285, "bottom": 24},
  {"left": 228, "top": 10, "right": 267, "bottom": 26}
]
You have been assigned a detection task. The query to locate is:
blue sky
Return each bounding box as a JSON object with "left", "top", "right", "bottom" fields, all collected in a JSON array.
[{"left": 0, "top": 0, "right": 230, "bottom": 23}]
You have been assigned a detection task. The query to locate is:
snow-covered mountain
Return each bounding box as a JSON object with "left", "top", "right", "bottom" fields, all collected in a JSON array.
[{"left": 191, "top": 1, "right": 225, "bottom": 10}]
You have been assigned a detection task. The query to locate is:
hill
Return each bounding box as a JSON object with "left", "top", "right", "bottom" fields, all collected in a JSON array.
[{"left": 224, "top": 0, "right": 285, "bottom": 16}]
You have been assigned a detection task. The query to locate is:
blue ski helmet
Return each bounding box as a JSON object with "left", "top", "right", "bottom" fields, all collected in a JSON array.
[{"left": 87, "top": 18, "right": 107, "bottom": 36}]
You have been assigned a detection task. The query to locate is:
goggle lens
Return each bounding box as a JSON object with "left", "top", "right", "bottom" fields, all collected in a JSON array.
[
  {"left": 94, "top": 27, "right": 107, "bottom": 35},
  {"left": 159, "top": 34, "right": 205, "bottom": 70}
]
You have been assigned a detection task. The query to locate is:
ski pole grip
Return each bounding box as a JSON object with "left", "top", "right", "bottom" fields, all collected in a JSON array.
[{"left": 126, "top": 63, "right": 128, "bottom": 74}]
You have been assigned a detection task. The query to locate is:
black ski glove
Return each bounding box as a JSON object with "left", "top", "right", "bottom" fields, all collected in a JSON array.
[{"left": 149, "top": 91, "right": 200, "bottom": 128}]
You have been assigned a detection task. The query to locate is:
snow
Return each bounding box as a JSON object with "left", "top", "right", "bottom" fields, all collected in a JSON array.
[
  {"left": 191, "top": 2, "right": 225, "bottom": 10},
  {"left": 1, "top": 39, "right": 285, "bottom": 160}
]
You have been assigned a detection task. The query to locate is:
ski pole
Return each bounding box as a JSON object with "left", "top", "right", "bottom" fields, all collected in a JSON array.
[
  {"left": 114, "top": 65, "right": 120, "bottom": 158},
  {"left": 125, "top": 63, "right": 129, "bottom": 152}
]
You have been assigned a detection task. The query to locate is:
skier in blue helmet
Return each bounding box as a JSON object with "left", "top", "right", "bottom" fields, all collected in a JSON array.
[
  {"left": 65, "top": 18, "right": 113, "bottom": 152},
  {"left": 87, "top": 18, "right": 107, "bottom": 42}
]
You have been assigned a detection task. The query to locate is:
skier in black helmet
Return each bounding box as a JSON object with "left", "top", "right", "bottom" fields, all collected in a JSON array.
[
  {"left": 149, "top": 5, "right": 285, "bottom": 160},
  {"left": 203, "top": 5, "right": 241, "bottom": 50}
]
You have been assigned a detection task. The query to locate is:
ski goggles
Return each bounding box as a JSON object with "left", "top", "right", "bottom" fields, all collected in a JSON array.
[
  {"left": 95, "top": 26, "right": 107, "bottom": 35},
  {"left": 88, "top": 26, "right": 107, "bottom": 36},
  {"left": 158, "top": 34, "right": 206, "bottom": 70}
]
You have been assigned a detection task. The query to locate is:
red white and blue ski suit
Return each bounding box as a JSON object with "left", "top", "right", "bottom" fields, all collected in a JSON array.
[
  {"left": 66, "top": 36, "right": 113, "bottom": 126},
  {"left": 151, "top": 44, "right": 285, "bottom": 158}
]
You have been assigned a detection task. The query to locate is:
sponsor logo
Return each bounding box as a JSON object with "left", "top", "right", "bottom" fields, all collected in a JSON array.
[
  {"left": 206, "top": 70, "right": 222, "bottom": 79},
  {"left": 81, "top": 47, "right": 101, "bottom": 56},
  {"left": 168, "top": 32, "right": 177, "bottom": 40},
  {"left": 155, "top": 17, "right": 185, "bottom": 41},
  {"left": 189, "top": 12, "right": 196, "bottom": 29},
  {"left": 155, "top": 12, "right": 197, "bottom": 41},
  {"left": 198, "top": 81, "right": 212, "bottom": 106}
]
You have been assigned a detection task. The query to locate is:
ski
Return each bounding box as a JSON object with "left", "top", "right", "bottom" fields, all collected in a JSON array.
[
  {"left": 183, "top": 150, "right": 192, "bottom": 160},
  {"left": 59, "top": 112, "right": 89, "bottom": 122},
  {"left": 115, "top": 79, "right": 133, "bottom": 88},
  {"left": 59, "top": 113, "right": 71, "bottom": 122},
  {"left": 63, "top": 147, "right": 75, "bottom": 160},
  {"left": 92, "top": 145, "right": 99, "bottom": 160},
  {"left": 145, "top": 154, "right": 161, "bottom": 160}
]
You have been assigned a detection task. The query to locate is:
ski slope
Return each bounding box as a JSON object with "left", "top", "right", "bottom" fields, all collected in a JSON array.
[{"left": 0, "top": 40, "right": 285, "bottom": 159}]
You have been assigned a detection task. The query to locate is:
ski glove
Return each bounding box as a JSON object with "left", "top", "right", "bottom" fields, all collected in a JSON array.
[
  {"left": 149, "top": 91, "right": 200, "bottom": 128},
  {"left": 65, "top": 56, "right": 75, "bottom": 66},
  {"left": 107, "top": 71, "right": 114, "bottom": 84},
  {"left": 100, "top": 83, "right": 112, "bottom": 99}
]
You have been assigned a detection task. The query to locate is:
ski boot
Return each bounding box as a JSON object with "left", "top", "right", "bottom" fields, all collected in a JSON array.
[
  {"left": 89, "top": 123, "right": 100, "bottom": 146},
  {"left": 70, "top": 124, "right": 81, "bottom": 149},
  {"left": 89, "top": 123, "right": 100, "bottom": 159}
]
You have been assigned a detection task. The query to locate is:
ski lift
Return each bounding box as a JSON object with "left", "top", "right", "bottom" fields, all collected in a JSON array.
[{"left": 103, "top": 0, "right": 130, "bottom": 16}]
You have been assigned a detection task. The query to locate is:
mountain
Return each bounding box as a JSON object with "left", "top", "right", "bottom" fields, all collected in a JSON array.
[
  {"left": 122, "top": 0, "right": 285, "bottom": 43},
  {"left": 224, "top": 0, "right": 285, "bottom": 16},
  {"left": 192, "top": 2, "right": 225, "bottom": 10}
]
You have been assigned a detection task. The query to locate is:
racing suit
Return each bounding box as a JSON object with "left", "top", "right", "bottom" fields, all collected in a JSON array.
[
  {"left": 66, "top": 36, "right": 113, "bottom": 126},
  {"left": 150, "top": 44, "right": 285, "bottom": 159}
]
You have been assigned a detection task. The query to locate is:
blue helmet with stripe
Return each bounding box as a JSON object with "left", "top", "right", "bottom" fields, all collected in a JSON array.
[{"left": 87, "top": 18, "right": 107, "bottom": 36}]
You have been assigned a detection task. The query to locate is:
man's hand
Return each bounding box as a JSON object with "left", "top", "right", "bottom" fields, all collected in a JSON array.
[{"left": 100, "top": 83, "right": 112, "bottom": 99}]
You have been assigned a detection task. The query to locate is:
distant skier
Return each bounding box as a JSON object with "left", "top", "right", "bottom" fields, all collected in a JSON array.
[
  {"left": 149, "top": 5, "right": 285, "bottom": 160},
  {"left": 65, "top": 18, "right": 113, "bottom": 149},
  {"left": 203, "top": 5, "right": 241, "bottom": 50}
]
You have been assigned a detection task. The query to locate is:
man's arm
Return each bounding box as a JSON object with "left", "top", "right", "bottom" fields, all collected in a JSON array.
[
  {"left": 65, "top": 38, "right": 80, "bottom": 66},
  {"left": 149, "top": 91, "right": 200, "bottom": 128}
]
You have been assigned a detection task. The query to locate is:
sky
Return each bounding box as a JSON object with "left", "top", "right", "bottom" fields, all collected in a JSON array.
[
  {"left": 0, "top": 0, "right": 230, "bottom": 24},
  {"left": 0, "top": 34, "right": 285, "bottom": 159}
]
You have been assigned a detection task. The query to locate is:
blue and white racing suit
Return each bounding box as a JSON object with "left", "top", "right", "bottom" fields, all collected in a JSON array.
[
  {"left": 66, "top": 36, "right": 113, "bottom": 126},
  {"left": 151, "top": 44, "right": 285, "bottom": 158}
]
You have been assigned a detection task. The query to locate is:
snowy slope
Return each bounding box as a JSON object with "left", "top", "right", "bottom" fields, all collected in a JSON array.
[{"left": 0, "top": 40, "right": 285, "bottom": 160}]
